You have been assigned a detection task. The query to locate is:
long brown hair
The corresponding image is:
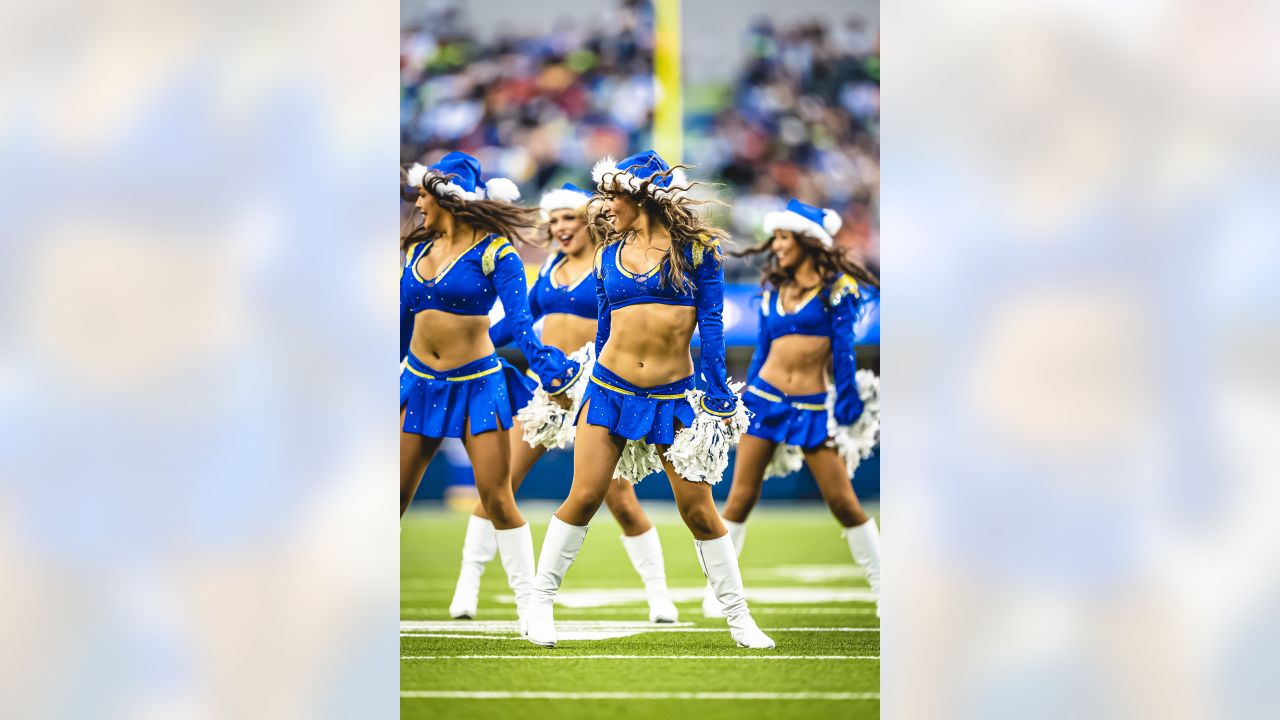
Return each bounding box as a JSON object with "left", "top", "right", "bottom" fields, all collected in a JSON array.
[
  {"left": 585, "top": 165, "right": 729, "bottom": 293},
  {"left": 400, "top": 173, "right": 542, "bottom": 252},
  {"left": 735, "top": 228, "right": 880, "bottom": 294}
]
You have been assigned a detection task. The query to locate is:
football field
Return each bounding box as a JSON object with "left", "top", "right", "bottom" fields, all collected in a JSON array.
[{"left": 401, "top": 504, "right": 880, "bottom": 719}]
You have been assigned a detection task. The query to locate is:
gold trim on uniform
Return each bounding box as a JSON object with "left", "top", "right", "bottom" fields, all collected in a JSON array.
[
  {"left": 777, "top": 285, "right": 821, "bottom": 316},
  {"left": 448, "top": 365, "right": 502, "bottom": 382},
  {"left": 406, "top": 363, "right": 501, "bottom": 382},
  {"left": 829, "top": 274, "right": 860, "bottom": 306},
  {"left": 691, "top": 236, "right": 719, "bottom": 268},
  {"left": 481, "top": 236, "right": 513, "bottom": 275},
  {"left": 699, "top": 397, "right": 737, "bottom": 417},
  {"left": 589, "top": 375, "right": 687, "bottom": 400},
  {"left": 594, "top": 244, "right": 607, "bottom": 278},
  {"left": 416, "top": 236, "right": 485, "bottom": 284},
  {"left": 791, "top": 401, "right": 826, "bottom": 411},
  {"left": 406, "top": 364, "right": 435, "bottom": 379},
  {"left": 747, "top": 385, "right": 782, "bottom": 402},
  {"left": 546, "top": 361, "right": 585, "bottom": 396}
]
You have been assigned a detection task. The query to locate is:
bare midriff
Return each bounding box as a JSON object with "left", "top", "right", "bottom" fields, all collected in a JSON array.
[
  {"left": 540, "top": 314, "right": 597, "bottom": 355},
  {"left": 409, "top": 310, "right": 494, "bottom": 370},
  {"left": 598, "top": 303, "right": 697, "bottom": 388},
  {"left": 756, "top": 334, "right": 832, "bottom": 395}
]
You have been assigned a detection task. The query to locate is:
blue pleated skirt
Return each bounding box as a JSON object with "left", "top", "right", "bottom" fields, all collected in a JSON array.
[
  {"left": 742, "top": 377, "right": 830, "bottom": 449},
  {"left": 577, "top": 362, "right": 695, "bottom": 446},
  {"left": 400, "top": 352, "right": 536, "bottom": 438}
]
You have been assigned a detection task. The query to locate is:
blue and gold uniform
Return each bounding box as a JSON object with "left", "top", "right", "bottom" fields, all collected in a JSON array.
[
  {"left": 576, "top": 238, "right": 737, "bottom": 446},
  {"left": 488, "top": 250, "right": 597, "bottom": 347},
  {"left": 742, "top": 274, "right": 864, "bottom": 448},
  {"left": 400, "top": 234, "right": 580, "bottom": 438}
]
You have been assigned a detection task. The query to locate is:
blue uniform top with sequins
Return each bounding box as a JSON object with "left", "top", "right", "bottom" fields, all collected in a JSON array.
[
  {"left": 592, "top": 239, "right": 737, "bottom": 417},
  {"left": 488, "top": 251, "right": 597, "bottom": 347},
  {"left": 400, "top": 234, "right": 578, "bottom": 392},
  {"left": 746, "top": 275, "right": 865, "bottom": 425}
]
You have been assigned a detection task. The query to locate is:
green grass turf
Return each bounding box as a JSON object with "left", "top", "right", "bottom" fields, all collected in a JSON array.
[{"left": 402, "top": 503, "right": 879, "bottom": 720}]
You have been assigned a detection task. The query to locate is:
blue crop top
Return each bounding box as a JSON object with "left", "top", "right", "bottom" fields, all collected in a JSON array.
[
  {"left": 592, "top": 240, "right": 736, "bottom": 417},
  {"left": 400, "top": 234, "right": 579, "bottom": 393},
  {"left": 488, "top": 251, "right": 597, "bottom": 347},
  {"left": 746, "top": 275, "right": 866, "bottom": 425}
]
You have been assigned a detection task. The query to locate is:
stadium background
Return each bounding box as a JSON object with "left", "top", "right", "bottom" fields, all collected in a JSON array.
[{"left": 401, "top": 0, "right": 880, "bottom": 504}]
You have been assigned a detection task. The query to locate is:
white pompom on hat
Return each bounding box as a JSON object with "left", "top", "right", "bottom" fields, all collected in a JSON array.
[
  {"left": 592, "top": 149, "right": 689, "bottom": 201},
  {"left": 409, "top": 151, "right": 522, "bottom": 203},
  {"left": 762, "top": 198, "right": 843, "bottom": 248}
]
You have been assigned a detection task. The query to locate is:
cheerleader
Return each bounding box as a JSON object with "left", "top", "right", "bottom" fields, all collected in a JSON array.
[
  {"left": 522, "top": 151, "right": 775, "bottom": 649},
  {"left": 400, "top": 151, "right": 581, "bottom": 632},
  {"left": 706, "top": 198, "right": 881, "bottom": 617},
  {"left": 446, "top": 181, "right": 680, "bottom": 624}
]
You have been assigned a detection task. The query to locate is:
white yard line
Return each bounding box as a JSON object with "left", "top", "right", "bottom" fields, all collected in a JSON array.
[
  {"left": 401, "top": 627, "right": 879, "bottom": 637},
  {"left": 401, "top": 633, "right": 528, "bottom": 640},
  {"left": 399, "top": 607, "right": 878, "bottom": 615},
  {"left": 401, "top": 691, "right": 880, "bottom": 700},
  {"left": 402, "top": 654, "right": 878, "bottom": 660},
  {"left": 505, "top": 587, "right": 876, "bottom": 607},
  {"left": 754, "top": 607, "right": 879, "bottom": 615}
]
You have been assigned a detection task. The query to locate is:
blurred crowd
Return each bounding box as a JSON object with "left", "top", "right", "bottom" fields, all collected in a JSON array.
[{"left": 401, "top": 0, "right": 879, "bottom": 276}]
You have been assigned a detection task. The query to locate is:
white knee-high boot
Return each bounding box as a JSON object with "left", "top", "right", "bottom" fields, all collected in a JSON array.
[
  {"left": 449, "top": 515, "right": 498, "bottom": 619},
  {"left": 844, "top": 518, "right": 881, "bottom": 616},
  {"left": 696, "top": 534, "right": 774, "bottom": 649},
  {"left": 703, "top": 519, "right": 746, "bottom": 618},
  {"left": 494, "top": 523, "right": 536, "bottom": 633},
  {"left": 526, "top": 515, "right": 589, "bottom": 647},
  {"left": 620, "top": 528, "right": 679, "bottom": 623}
]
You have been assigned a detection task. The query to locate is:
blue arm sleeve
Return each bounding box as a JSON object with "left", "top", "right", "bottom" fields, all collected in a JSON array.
[
  {"left": 830, "top": 277, "right": 865, "bottom": 425},
  {"left": 745, "top": 293, "right": 772, "bottom": 383},
  {"left": 488, "top": 281, "right": 538, "bottom": 348},
  {"left": 491, "top": 249, "right": 580, "bottom": 393},
  {"left": 401, "top": 304, "right": 413, "bottom": 361},
  {"left": 594, "top": 247, "right": 611, "bottom": 357},
  {"left": 401, "top": 242, "right": 423, "bottom": 361},
  {"left": 488, "top": 316, "right": 514, "bottom": 348},
  {"left": 693, "top": 245, "right": 736, "bottom": 416}
]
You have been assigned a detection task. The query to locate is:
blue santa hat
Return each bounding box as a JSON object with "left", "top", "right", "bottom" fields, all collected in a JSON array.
[
  {"left": 762, "top": 198, "right": 843, "bottom": 248},
  {"left": 591, "top": 149, "right": 689, "bottom": 200},
  {"left": 538, "top": 182, "right": 595, "bottom": 214},
  {"left": 406, "top": 151, "right": 521, "bottom": 203}
]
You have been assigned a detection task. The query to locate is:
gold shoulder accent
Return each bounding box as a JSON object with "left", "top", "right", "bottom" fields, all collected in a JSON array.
[
  {"left": 761, "top": 290, "right": 771, "bottom": 317},
  {"left": 594, "top": 244, "right": 606, "bottom": 278},
  {"left": 829, "top": 274, "right": 860, "bottom": 306},
  {"left": 404, "top": 242, "right": 422, "bottom": 268},
  {"left": 481, "top": 236, "right": 513, "bottom": 275},
  {"left": 691, "top": 236, "right": 721, "bottom": 268}
]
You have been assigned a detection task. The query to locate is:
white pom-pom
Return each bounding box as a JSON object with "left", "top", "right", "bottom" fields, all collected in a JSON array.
[
  {"left": 828, "top": 370, "right": 881, "bottom": 476},
  {"left": 764, "top": 443, "right": 805, "bottom": 480},
  {"left": 616, "top": 440, "right": 663, "bottom": 484},
  {"left": 517, "top": 388, "right": 572, "bottom": 450},
  {"left": 554, "top": 343, "right": 596, "bottom": 447},
  {"left": 823, "top": 208, "right": 843, "bottom": 236},
  {"left": 665, "top": 381, "right": 753, "bottom": 485},
  {"left": 407, "top": 163, "right": 428, "bottom": 188},
  {"left": 484, "top": 177, "right": 521, "bottom": 203},
  {"left": 591, "top": 156, "right": 617, "bottom": 186},
  {"left": 517, "top": 344, "right": 593, "bottom": 450}
]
